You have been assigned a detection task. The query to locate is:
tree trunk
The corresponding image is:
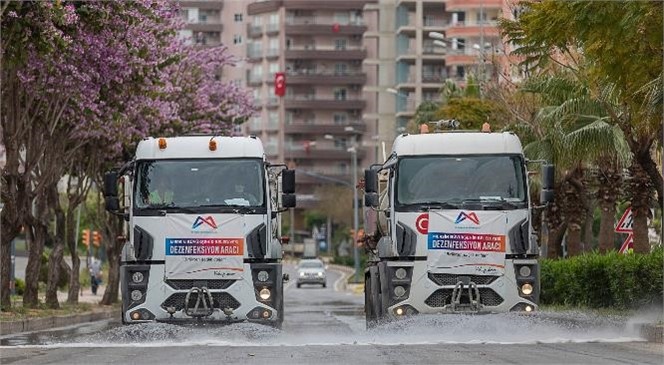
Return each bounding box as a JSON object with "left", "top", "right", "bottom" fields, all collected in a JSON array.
[
  {"left": 546, "top": 223, "right": 567, "bottom": 259},
  {"left": 598, "top": 202, "right": 616, "bottom": 252},
  {"left": 45, "top": 186, "right": 65, "bottom": 309},
  {"left": 66, "top": 208, "right": 81, "bottom": 304},
  {"left": 23, "top": 220, "right": 48, "bottom": 308},
  {"left": 566, "top": 224, "right": 583, "bottom": 257},
  {"left": 627, "top": 162, "right": 654, "bottom": 254},
  {"left": 597, "top": 161, "right": 621, "bottom": 253},
  {"left": 582, "top": 205, "right": 594, "bottom": 252},
  {"left": 0, "top": 230, "right": 15, "bottom": 310},
  {"left": 101, "top": 236, "right": 122, "bottom": 305}
]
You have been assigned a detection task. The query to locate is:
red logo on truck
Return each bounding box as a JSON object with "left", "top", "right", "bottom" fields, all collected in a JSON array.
[{"left": 415, "top": 214, "right": 429, "bottom": 235}]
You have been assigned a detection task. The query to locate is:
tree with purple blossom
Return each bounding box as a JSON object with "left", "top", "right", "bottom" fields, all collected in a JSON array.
[{"left": 1, "top": 1, "right": 255, "bottom": 309}]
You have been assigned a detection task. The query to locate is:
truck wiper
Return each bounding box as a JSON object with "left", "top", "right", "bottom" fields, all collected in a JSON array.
[
  {"left": 462, "top": 198, "right": 524, "bottom": 210},
  {"left": 198, "top": 204, "right": 259, "bottom": 214},
  {"left": 146, "top": 203, "right": 198, "bottom": 214},
  {"left": 413, "top": 201, "right": 459, "bottom": 210}
]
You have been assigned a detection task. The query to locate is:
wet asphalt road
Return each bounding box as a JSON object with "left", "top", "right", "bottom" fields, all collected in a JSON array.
[{"left": 1, "top": 265, "right": 662, "bottom": 364}]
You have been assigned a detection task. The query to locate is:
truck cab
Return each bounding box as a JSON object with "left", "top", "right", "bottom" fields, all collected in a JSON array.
[
  {"left": 104, "top": 136, "right": 295, "bottom": 328},
  {"left": 362, "top": 131, "right": 554, "bottom": 325}
]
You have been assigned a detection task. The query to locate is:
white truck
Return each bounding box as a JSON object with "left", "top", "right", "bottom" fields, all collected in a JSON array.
[
  {"left": 104, "top": 136, "right": 295, "bottom": 328},
  {"left": 362, "top": 130, "right": 554, "bottom": 325}
]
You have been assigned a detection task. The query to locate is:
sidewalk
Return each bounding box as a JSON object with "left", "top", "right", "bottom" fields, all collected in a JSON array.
[{"left": 55, "top": 285, "right": 107, "bottom": 304}]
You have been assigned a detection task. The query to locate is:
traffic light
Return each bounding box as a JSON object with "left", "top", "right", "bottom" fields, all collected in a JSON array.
[
  {"left": 82, "top": 229, "right": 91, "bottom": 247},
  {"left": 92, "top": 231, "right": 101, "bottom": 247}
]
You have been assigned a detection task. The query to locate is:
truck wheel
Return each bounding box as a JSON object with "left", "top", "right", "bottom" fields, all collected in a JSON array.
[
  {"left": 322, "top": 283, "right": 326, "bottom": 288},
  {"left": 365, "top": 274, "right": 377, "bottom": 329},
  {"left": 297, "top": 283, "right": 301, "bottom": 288}
]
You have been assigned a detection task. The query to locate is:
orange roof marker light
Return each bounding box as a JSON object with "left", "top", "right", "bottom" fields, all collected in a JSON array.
[
  {"left": 481, "top": 122, "right": 491, "bottom": 133},
  {"left": 158, "top": 138, "right": 167, "bottom": 150},
  {"left": 209, "top": 139, "right": 217, "bottom": 151}
]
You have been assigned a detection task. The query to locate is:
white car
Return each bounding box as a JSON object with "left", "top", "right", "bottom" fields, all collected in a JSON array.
[{"left": 297, "top": 259, "right": 327, "bottom": 288}]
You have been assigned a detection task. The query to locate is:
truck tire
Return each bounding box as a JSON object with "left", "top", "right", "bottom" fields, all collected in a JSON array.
[
  {"left": 365, "top": 273, "right": 376, "bottom": 329},
  {"left": 322, "top": 282, "right": 326, "bottom": 288}
]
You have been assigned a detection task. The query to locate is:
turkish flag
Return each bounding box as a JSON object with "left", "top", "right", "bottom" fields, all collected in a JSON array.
[
  {"left": 274, "top": 72, "right": 286, "bottom": 96},
  {"left": 332, "top": 23, "right": 340, "bottom": 33}
]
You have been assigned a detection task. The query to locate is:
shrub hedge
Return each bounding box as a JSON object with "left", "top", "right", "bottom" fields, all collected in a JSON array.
[{"left": 540, "top": 248, "right": 663, "bottom": 309}]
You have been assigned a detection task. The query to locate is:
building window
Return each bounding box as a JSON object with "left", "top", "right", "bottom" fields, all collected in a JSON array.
[
  {"left": 253, "top": 15, "right": 262, "bottom": 26},
  {"left": 268, "top": 111, "right": 279, "bottom": 127},
  {"left": 335, "top": 39, "right": 347, "bottom": 50},
  {"left": 334, "top": 88, "right": 347, "bottom": 101},
  {"left": 334, "top": 63, "right": 348, "bottom": 75},
  {"left": 235, "top": 13, "right": 243, "bottom": 22},
  {"left": 334, "top": 138, "right": 348, "bottom": 149},
  {"left": 233, "top": 34, "right": 243, "bottom": 44},
  {"left": 269, "top": 38, "right": 279, "bottom": 51},
  {"left": 333, "top": 113, "right": 347, "bottom": 124},
  {"left": 334, "top": 11, "right": 350, "bottom": 25},
  {"left": 269, "top": 62, "right": 279, "bottom": 76}
]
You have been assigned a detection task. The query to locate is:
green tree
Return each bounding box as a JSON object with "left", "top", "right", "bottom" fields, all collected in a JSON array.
[{"left": 500, "top": 1, "right": 663, "bottom": 229}]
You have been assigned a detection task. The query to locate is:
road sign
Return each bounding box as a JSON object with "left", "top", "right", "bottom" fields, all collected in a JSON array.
[
  {"left": 618, "top": 234, "right": 633, "bottom": 254},
  {"left": 615, "top": 208, "right": 633, "bottom": 233}
]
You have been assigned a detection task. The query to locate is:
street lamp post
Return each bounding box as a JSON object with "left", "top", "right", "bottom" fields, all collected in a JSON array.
[{"left": 325, "top": 128, "right": 361, "bottom": 282}]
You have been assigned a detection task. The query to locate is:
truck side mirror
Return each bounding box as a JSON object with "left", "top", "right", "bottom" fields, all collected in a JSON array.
[
  {"left": 541, "top": 164, "right": 555, "bottom": 190},
  {"left": 282, "top": 169, "right": 295, "bottom": 194},
  {"left": 364, "top": 192, "right": 378, "bottom": 208},
  {"left": 104, "top": 171, "right": 118, "bottom": 197},
  {"left": 282, "top": 193, "right": 296, "bottom": 208},
  {"left": 540, "top": 189, "right": 554, "bottom": 204},
  {"left": 364, "top": 169, "right": 378, "bottom": 193},
  {"left": 105, "top": 196, "right": 120, "bottom": 212}
]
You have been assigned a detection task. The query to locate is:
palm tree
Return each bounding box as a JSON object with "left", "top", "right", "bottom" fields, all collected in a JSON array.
[{"left": 519, "top": 73, "right": 630, "bottom": 257}]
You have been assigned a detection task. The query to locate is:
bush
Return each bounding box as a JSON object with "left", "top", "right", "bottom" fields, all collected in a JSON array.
[
  {"left": 540, "top": 248, "right": 663, "bottom": 309},
  {"left": 15, "top": 278, "right": 25, "bottom": 295}
]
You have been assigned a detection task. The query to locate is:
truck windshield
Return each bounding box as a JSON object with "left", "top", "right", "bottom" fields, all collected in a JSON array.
[
  {"left": 134, "top": 159, "right": 265, "bottom": 210},
  {"left": 396, "top": 155, "right": 527, "bottom": 209}
]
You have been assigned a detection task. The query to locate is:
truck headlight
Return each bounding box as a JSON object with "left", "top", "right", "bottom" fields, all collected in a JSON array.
[
  {"left": 394, "top": 286, "right": 406, "bottom": 297},
  {"left": 257, "top": 270, "right": 269, "bottom": 282},
  {"left": 395, "top": 268, "right": 407, "bottom": 280},
  {"left": 518, "top": 266, "right": 531, "bottom": 277},
  {"left": 132, "top": 272, "right": 144, "bottom": 283},
  {"left": 299, "top": 272, "right": 305, "bottom": 277},
  {"left": 130, "top": 290, "right": 143, "bottom": 301},
  {"left": 259, "top": 288, "right": 271, "bottom": 300},
  {"left": 317, "top": 272, "right": 323, "bottom": 277},
  {"left": 521, "top": 283, "right": 533, "bottom": 295}
]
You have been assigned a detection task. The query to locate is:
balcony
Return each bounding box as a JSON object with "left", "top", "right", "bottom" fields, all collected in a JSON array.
[
  {"left": 180, "top": 1, "right": 224, "bottom": 10},
  {"left": 285, "top": 18, "right": 367, "bottom": 35},
  {"left": 247, "top": 47, "right": 263, "bottom": 61},
  {"left": 265, "top": 96, "right": 279, "bottom": 108},
  {"left": 284, "top": 122, "right": 367, "bottom": 135},
  {"left": 297, "top": 170, "right": 352, "bottom": 185},
  {"left": 247, "top": 24, "right": 263, "bottom": 38},
  {"left": 286, "top": 70, "right": 367, "bottom": 85},
  {"left": 283, "top": 0, "right": 375, "bottom": 10},
  {"left": 445, "top": 21, "right": 500, "bottom": 38},
  {"left": 422, "top": 17, "right": 448, "bottom": 29},
  {"left": 422, "top": 73, "right": 446, "bottom": 84},
  {"left": 265, "top": 23, "right": 280, "bottom": 35},
  {"left": 284, "top": 96, "right": 366, "bottom": 110},
  {"left": 248, "top": 0, "right": 283, "bottom": 15},
  {"left": 247, "top": 72, "right": 263, "bottom": 86},
  {"left": 265, "top": 47, "right": 280, "bottom": 59},
  {"left": 285, "top": 147, "right": 367, "bottom": 160},
  {"left": 285, "top": 46, "right": 367, "bottom": 60},
  {"left": 187, "top": 22, "right": 223, "bottom": 33},
  {"left": 446, "top": 0, "right": 502, "bottom": 11}
]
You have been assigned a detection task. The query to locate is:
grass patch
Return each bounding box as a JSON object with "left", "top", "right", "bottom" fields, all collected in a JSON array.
[{"left": 0, "top": 301, "right": 94, "bottom": 322}]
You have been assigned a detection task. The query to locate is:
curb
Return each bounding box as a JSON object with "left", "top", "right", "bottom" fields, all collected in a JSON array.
[
  {"left": 637, "top": 323, "right": 664, "bottom": 343},
  {"left": 0, "top": 306, "right": 118, "bottom": 336}
]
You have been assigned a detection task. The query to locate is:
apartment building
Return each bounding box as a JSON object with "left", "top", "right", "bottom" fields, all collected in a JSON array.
[
  {"left": 246, "top": 0, "right": 377, "bottom": 211},
  {"left": 363, "top": 0, "right": 505, "bottom": 142}
]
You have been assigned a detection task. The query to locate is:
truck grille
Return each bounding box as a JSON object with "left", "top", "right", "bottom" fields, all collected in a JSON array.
[
  {"left": 160, "top": 292, "right": 241, "bottom": 312},
  {"left": 424, "top": 288, "right": 504, "bottom": 307},
  {"left": 428, "top": 273, "right": 499, "bottom": 286},
  {"left": 165, "top": 279, "right": 235, "bottom": 290}
]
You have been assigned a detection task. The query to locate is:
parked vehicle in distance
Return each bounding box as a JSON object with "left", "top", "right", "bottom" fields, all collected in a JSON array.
[{"left": 297, "top": 259, "right": 327, "bottom": 288}]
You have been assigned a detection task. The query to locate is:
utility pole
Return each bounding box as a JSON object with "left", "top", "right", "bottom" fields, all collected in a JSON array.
[
  {"left": 351, "top": 134, "right": 360, "bottom": 283},
  {"left": 479, "top": 0, "right": 485, "bottom": 99}
]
